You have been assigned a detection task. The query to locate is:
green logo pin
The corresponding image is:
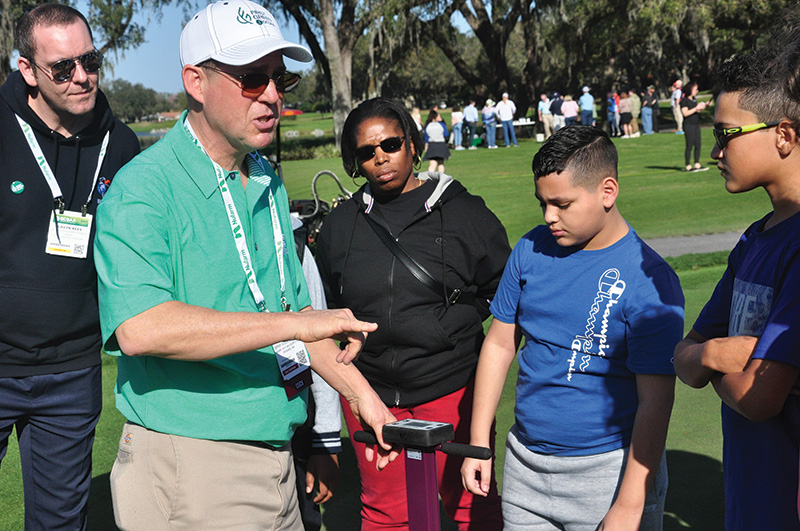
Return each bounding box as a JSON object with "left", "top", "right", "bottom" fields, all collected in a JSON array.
[{"left": 11, "top": 181, "right": 24, "bottom": 194}]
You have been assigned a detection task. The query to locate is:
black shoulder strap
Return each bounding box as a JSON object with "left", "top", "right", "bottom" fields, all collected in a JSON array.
[
  {"left": 360, "top": 209, "right": 466, "bottom": 307},
  {"left": 293, "top": 225, "right": 307, "bottom": 264}
]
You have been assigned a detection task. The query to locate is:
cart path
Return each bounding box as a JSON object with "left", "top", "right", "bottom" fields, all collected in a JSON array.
[{"left": 643, "top": 231, "right": 743, "bottom": 258}]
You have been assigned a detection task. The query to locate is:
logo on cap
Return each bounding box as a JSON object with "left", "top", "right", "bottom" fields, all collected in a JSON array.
[{"left": 237, "top": 6, "right": 274, "bottom": 26}]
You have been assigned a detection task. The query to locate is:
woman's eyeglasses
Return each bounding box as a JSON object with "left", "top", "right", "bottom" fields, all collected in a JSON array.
[
  {"left": 712, "top": 120, "right": 782, "bottom": 149},
  {"left": 354, "top": 136, "right": 405, "bottom": 161},
  {"left": 201, "top": 65, "right": 301, "bottom": 95},
  {"left": 30, "top": 50, "right": 103, "bottom": 83}
]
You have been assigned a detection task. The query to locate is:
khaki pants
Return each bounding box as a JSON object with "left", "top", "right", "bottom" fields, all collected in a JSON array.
[
  {"left": 111, "top": 422, "right": 301, "bottom": 531},
  {"left": 672, "top": 105, "right": 683, "bottom": 132},
  {"left": 542, "top": 114, "right": 554, "bottom": 138}
]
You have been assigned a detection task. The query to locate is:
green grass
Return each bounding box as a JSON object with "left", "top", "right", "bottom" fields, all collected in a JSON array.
[
  {"left": 1, "top": 129, "right": 764, "bottom": 530},
  {"left": 129, "top": 113, "right": 335, "bottom": 136},
  {"left": 2, "top": 258, "right": 726, "bottom": 530},
  {"left": 0, "top": 355, "right": 125, "bottom": 529},
  {"left": 127, "top": 120, "right": 177, "bottom": 133},
  {"left": 280, "top": 129, "right": 770, "bottom": 244}
]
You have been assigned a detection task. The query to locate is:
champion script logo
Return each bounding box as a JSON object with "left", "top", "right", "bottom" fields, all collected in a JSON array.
[{"left": 566, "top": 268, "right": 626, "bottom": 381}]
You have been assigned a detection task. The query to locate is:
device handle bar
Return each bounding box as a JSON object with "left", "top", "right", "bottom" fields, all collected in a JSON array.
[
  {"left": 439, "top": 442, "right": 492, "bottom": 460},
  {"left": 352, "top": 431, "right": 491, "bottom": 460},
  {"left": 299, "top": 170, "right": 353, "bottom": 221}
]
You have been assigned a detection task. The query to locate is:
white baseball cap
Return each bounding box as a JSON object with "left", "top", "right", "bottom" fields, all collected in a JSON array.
[
  {"left": 180, "top": 0, "right": 313, "bottom": 67},
  {"left": 582, "top": 86, "right": 590, "bottom": 92}
]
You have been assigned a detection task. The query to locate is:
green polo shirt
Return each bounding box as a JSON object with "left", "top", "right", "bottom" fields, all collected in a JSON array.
[{"left": 95, "top": 112, "right": 311, "bottom": 444}]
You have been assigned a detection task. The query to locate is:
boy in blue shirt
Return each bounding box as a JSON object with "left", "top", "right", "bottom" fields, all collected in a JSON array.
[
  {"left": 673, "top": 44, "right": 800, "bottom": 530},
  {"left": 461, "top": 125, "right": 684, "bottom": 530}
]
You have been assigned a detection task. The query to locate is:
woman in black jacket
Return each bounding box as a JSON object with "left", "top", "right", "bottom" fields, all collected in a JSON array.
[{"left": 315, "top": 98, "right": 508, "bottom": 530}]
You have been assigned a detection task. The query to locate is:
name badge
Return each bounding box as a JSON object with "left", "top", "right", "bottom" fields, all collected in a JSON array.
[
  {"left": 273, "top": 339, "right": 312, "bottom": 398},
  {"left": 45, "top": 210, "right": 92, "bottom": 259}
]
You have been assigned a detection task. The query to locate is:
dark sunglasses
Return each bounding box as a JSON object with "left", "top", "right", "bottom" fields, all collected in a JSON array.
[
  {"left": 712, "top": 120, "right": 782, "bottom": 150},
  {"left": 201, "top": 65, "right": 301, "bottom": 95},
  {"left": 31, "top": 50, "right": 103, "bottom": 83},
  {"left": 354, "top": 136, "right": 406, "bottom": 161}
]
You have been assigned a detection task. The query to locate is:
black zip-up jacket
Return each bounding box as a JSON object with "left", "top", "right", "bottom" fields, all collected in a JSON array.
[
  {"left": 0, "top": 71, "right": 140, "bottom": 377},
  {"left": 316, "top": 172, "right": 511, "bottom": 407}
]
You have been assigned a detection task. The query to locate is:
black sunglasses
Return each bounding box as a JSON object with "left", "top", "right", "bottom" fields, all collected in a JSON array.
[
  {"left": 201, "top": 65, "right": 301, "bottom": 95},
  {"left": 354, "top": 136, "right": 406, "bottom": 161},
  {"left": 31, "top": 50, "right": 103, "bottom": 83}
]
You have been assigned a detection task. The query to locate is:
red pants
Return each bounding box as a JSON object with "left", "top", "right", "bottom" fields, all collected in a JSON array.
[{"left": 342, "top": 382, "right": 503, "bottom": 530}]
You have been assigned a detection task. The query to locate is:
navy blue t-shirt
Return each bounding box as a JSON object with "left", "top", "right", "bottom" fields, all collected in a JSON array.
[{"left": 694, "top": 210, "right": 800, "bottom": 531}]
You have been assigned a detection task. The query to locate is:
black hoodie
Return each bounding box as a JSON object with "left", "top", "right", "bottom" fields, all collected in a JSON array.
[
  {"left": 0, "top": 71, "right": 139, "bottom": 377},
  {"left": 315, "top": 172, "right": 511, "bottom": 407}
]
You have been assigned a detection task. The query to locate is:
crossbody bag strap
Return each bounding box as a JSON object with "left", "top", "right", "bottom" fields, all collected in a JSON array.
[{"left": 360, "top": 209, "right": 466, "bottom": 307}]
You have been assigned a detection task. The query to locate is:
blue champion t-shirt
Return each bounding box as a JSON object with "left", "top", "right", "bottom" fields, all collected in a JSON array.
[
  {"left": 693, "top": 211, "right": 800, "bottom": 531},
  {"left": 491, "top": 225, "right": 684, "bottom": 456}
]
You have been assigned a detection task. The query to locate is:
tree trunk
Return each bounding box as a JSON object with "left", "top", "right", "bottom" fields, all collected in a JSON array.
[
  {"left": 0, "top": 0, "right": 19, "bottom": 85},
  {"left": 320, "top": 0, "right": 351, "bottom": 149}
]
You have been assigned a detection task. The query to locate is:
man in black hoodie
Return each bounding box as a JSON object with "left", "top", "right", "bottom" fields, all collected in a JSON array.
[{"left": 0, "top": 4, "right": 139, "bottom": 529}]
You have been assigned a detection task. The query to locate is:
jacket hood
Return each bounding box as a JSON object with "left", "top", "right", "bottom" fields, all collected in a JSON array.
[
  {"left": 0, "top": 70, "right": 116, "bottom": 143},
  {"left": 360, "top": 171, "right": 465, "bottom": 214}
]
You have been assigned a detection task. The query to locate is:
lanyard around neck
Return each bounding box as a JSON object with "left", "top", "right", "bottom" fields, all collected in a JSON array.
[
  {"left": 16, "top": 114, "right": 109, "bottom": 215},
  {"left": 184, "top": 119, "right": 288, "bottom": 312}
]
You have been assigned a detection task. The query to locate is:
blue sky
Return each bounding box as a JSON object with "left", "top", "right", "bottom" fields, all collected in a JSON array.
[
  {"left": 11, "top": 2, "right": 467, "bottom": 95},
  {"left": 88, "top": 2, "right": 309, "bottom": 94}
]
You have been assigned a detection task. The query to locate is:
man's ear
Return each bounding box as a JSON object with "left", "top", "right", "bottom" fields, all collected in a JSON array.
[
  {"left": 600, "top": 175, "right": 619, "bottom": 208},
  {"left": 182, "top": 65, "right": 206, "bottom": 105},
  {"left": 776, "top": 119, "right": 799, "bottom": 156},
  {"left": 17, "top": 56, "right": 38, "bottom": 88}
]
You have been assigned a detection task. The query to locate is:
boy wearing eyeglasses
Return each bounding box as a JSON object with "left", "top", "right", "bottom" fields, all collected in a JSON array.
[
  {"left": 0, "top": 4, "right": 139, "bottom": 529},
  {"left": 673, "top": 44, "right": 800, "bottom": 529}
]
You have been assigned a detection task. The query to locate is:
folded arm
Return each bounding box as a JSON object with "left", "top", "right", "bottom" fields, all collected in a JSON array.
[
  {"left": 673, "top": 329, "right": 757, "bottom": 388},
  {"left": 711, "top": 358, "right": 799, "bottom": 422},
  {"left": 674, "top": 330, "right": 798, "bottom": 422}
]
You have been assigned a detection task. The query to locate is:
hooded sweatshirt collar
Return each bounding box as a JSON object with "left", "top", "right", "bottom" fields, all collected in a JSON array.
[
  {"left": 361, "top": 171, "right": 459, "bottom": 214},
  {"left": 0, "top": 70, "right": 115, "bottom": 144}
]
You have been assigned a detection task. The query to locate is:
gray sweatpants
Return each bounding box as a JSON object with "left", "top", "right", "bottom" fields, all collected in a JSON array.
[{"left": 502, "top": 427, "right": 667, "bottom": 531}]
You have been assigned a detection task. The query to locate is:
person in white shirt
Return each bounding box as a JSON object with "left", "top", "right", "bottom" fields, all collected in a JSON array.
[
  {"left": 463, "top": 100, "right": 479, "bottom": 149},
  {"left": 451, "top": 105, "right": 464, "bottom": 150},
  {"left": 495, "top": 92, "right": 518, "bottom": 147},
  {"left": 482, "top": 98, "right": 498, "bottom": 148},
  {"left": 537, "top": 93, "right": 553, "bottom": 139},
  {"left": 670, "top": 79, "right": 684, "bottom": 134}
]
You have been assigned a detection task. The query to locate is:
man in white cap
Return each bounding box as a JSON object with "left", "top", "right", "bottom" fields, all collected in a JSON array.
[
  {"left": 94, "top": 1, "right": 397, "bottom": 528},
  {"left": 481, "top": 97, "right": 498, "bottom": 148},
  {"left": 579, "top": 85, "right": 595, "bottom": 126},
  {"left": 495, "top": 91, "right": 518, "bottom": 147}
]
